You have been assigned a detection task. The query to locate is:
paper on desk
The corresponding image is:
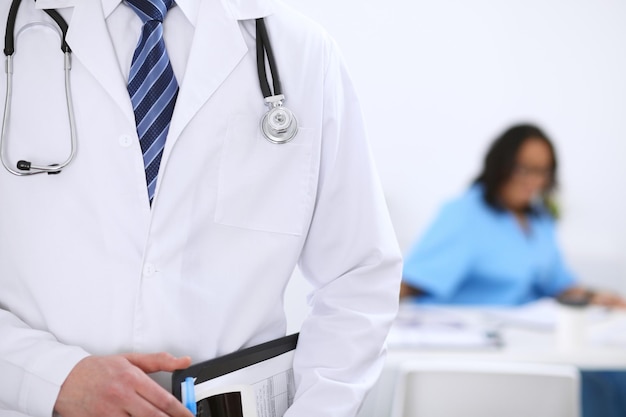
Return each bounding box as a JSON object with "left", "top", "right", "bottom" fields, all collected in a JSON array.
[
  {"left": 588, "top": 311, "right": 626, "bottom": 348},
  {"left": 482, "top": 298, "right": 558, "bottom": 331},
  {"left": 482, "top": 298, "right": 610, "bottom": 331},
  {"left": 388, "top": 304, "right": 501, "bottom": 349}
]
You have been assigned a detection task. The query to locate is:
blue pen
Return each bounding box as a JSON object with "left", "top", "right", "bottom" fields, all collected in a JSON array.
[{"left": 184, "top": 377, "right": 197, "bottom": 416}]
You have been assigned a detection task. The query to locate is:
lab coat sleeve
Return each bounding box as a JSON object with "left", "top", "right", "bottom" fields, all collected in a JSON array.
[
  {"left": 0, "top": 308, "right": 91, "bottom": 416},
  {"left": 285, "top": 39, "right": 403, "bottom": 417},
  {"left": 0, "top": 4, "right": 92, "bottom": 411},
  {"left": 402, "top": 200, "right": 474, "bottom": 301}
]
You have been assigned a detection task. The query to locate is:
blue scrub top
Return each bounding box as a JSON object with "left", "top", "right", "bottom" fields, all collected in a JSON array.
[{"left": 403, "top": 185, "right": 576, "bottom": 305}]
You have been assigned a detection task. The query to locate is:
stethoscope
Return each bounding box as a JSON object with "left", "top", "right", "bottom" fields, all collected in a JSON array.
[
  {"left": 2, "top": 0, "right": 74, "bottom": 175},
  {"left": 1, "top": 0, "right": 298, "bottom": 176},
  {"left": 255, "top": 18, "right": 298, "bottom": 145}
]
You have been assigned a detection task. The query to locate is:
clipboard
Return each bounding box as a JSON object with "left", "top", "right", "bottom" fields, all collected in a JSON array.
[{"left": 172, "top": 333, "right": 299, "bottom": 417}]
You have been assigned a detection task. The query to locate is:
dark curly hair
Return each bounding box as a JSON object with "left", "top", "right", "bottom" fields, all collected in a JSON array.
[{"left": 474, "top": 123, "right": 558, "bottom": 215}]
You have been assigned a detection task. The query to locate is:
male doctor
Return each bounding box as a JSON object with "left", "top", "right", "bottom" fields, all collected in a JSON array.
[{"left": 0, "top": 0, "right": 402, "bottom": 416}]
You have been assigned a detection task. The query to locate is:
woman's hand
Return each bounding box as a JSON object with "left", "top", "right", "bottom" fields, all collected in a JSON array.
[{"left": 589, "top": 291, "right": 626, "bottom": 309}]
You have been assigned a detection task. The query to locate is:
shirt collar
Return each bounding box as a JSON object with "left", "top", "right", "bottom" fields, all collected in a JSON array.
[
  {"left": 102, "top": 0, "right": 200, "bottom": 24},
  {"left": 222, "top": 0, "right": 275, "bottom": 19},
  {"left": 36, "top": 0, "right": 272, "bottom": 21}
]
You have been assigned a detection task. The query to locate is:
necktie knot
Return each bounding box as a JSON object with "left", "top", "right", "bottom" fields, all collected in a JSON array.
[{"left": 126, "top": 0, "right": 174, "bottom": 23}]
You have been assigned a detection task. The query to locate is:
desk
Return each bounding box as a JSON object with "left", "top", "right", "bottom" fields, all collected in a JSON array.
[{"left": 358, "top": 300, "right": 626, "bottom": 417}]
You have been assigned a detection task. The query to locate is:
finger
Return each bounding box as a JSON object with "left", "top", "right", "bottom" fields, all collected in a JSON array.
[
  {"left": 134, "top": 373, "right": 195, "bottom": 417},
  {"left": 124, "top": 352, "right": 192, "bottom": 374},
  {"left": 124, "top": 390, "right": 170, "bottom": 417}
]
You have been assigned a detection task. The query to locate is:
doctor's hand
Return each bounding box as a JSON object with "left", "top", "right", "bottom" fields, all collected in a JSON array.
[{"left": 54, "top": 352, "right": 194, "bottom": 417}]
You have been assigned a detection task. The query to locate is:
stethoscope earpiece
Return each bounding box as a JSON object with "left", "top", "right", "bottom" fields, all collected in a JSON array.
[{"left": 261, "top": 95, "right": 298, "bottom": 144}]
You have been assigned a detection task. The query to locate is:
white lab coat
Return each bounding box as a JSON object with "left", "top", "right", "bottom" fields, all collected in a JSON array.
[{"left": 0, "top": 1, "right": 402, "bottom": 416}]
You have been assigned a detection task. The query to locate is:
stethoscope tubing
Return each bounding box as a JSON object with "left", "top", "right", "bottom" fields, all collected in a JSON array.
[
  {"left": 1, "top": 18, "right": 77, "bottom": 175},
  {"left": 255, "top": 18, "right": 298, "bottom": 144},
  {"left": 1, "top": 1, "right": 297, "bottom": 177},
  {"left": 5, "top": 0, "right": 71, "bottom": 55},
  {"left": 256, "top": 18, "right": 282, "bottom": 99},
  {"left": 3, "top": 0, "right": 21, "bottom": 56}
]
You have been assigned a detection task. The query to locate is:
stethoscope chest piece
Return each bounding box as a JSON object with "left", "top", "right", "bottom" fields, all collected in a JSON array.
[{"left": 261, "top": 95, "right": 298, "bottom": 144}]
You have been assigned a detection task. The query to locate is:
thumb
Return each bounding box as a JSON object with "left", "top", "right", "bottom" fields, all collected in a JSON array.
[{"left": 124, "top": 352, "right": 192, "bottom": 374}]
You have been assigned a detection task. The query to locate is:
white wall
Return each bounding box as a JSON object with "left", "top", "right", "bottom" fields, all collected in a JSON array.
[{"left": 283, "top": 0, "right": 626, "bottom": 331}]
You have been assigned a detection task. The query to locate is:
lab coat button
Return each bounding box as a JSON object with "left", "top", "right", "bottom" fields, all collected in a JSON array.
[
  {"left": 143, "top": 263, "right": 156, "bottom": 277},
  {"left": 119, "top": 135, "right": 133, "bottom": 148}
]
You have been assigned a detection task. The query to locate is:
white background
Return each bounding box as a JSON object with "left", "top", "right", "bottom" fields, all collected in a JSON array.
[{"left": 282, "top": 0, "right": 626, "bottom": 332}]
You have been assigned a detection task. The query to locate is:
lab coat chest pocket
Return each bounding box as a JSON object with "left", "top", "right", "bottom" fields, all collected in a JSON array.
[{"left": 215, "top": 115, "right": 315, "bottom": 235}]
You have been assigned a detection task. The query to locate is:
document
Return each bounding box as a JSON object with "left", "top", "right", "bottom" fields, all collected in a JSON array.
[
  {"left": 172, "top": 334, "right": 298, "bottom": 417},
  {"left": 483, "top": 298, "right": 610, "bottom": 331},
  {"left": 481, "top": 298, "right": 558, "bottom": 331},
  {"left": 388, "top": 303, "right": 502, "bottom": 349}
]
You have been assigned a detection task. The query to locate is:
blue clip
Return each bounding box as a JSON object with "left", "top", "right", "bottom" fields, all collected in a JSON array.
[{"left": 184, "top": 377, "right": 197, "bottom": 416}]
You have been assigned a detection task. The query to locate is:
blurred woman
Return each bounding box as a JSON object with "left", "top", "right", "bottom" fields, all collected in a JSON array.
[{"left": 401, "top": 123, "right": 625, "bottom": 308}]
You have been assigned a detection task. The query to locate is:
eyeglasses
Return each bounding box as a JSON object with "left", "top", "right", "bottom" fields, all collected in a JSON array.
[{"left": 512, "top": 164, "right": 554, "bottom": 179}]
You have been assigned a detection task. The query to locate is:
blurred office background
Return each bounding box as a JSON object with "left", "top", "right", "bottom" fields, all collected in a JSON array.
[{"left": 282, "top": 0, "right": 626, "bottom": 332}]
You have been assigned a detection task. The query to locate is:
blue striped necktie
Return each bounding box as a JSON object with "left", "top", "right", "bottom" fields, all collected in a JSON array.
[{"left": 126, "top": 0, "right": 178, "bottom": 204}]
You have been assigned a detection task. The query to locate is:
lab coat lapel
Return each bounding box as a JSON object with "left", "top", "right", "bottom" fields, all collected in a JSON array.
[
  {"left": 163, "top": 0, "right": 248, "bottom": 149},
  {"left": 64, "top": 1, "right": 135, "bottom": 126}
]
